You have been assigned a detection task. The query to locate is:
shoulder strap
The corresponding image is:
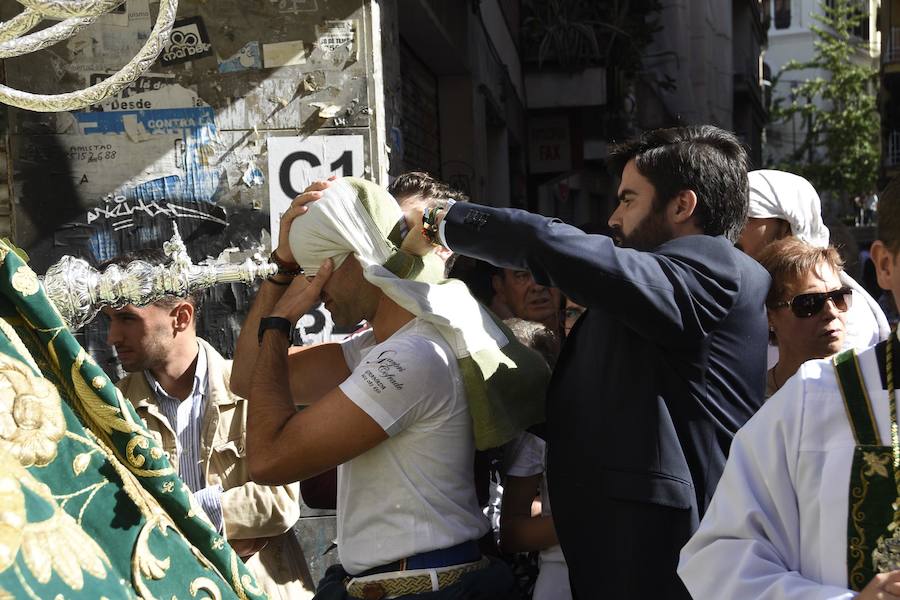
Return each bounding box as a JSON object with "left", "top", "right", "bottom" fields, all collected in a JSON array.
[{"left": 834, "top": 348, "right": 882, "bottom": 445}]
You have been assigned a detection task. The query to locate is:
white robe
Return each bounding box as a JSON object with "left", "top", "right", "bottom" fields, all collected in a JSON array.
[{"left": 678, "top": 342, "right": 896, "bottom": 599}]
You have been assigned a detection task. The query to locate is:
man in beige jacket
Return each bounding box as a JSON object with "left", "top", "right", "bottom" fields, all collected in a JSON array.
[{"left": 103, "top": 250, "right": 314, "bottom": 600}]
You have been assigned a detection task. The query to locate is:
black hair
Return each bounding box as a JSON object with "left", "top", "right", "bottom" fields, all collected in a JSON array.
[
  {"left": 388, "top": 171, "right": 470, "bottom": 204},
  {"left": 607, "top": 125, "right": 750, "bottom": 242}
]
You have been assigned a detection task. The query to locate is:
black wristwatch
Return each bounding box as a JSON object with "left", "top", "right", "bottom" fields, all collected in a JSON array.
[{"left": 257, "top": 316, "right": 293, "bottom": 345}]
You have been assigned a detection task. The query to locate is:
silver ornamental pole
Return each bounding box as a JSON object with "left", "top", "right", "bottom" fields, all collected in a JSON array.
[{"left": 41, "top": 225, "right": 277, "bottom": 330}]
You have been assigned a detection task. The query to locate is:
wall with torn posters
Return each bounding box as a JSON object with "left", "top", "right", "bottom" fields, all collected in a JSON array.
[{"left": 1, "top": 0, "right": 390, "bottom": 374}]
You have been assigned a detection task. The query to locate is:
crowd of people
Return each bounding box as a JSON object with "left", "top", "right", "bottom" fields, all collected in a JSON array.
[{"left": 99, "top": 124, "right": 900, "bottom": 599}]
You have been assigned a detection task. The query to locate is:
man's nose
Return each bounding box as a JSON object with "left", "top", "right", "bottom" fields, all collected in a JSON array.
[
  {"left": 106, "top": 323, "right": 119, "bottom": 345},
  {"left": 608, "top": 207, "right": 622, "bottom": 229}
]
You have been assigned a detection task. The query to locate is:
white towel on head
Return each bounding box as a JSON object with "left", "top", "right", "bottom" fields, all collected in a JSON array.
[
  {"left": 748, "top": 169, "right": 830, "bottom": 248},
  {"left": 287, "top": 177, "right": 506, "bottom": 359}
]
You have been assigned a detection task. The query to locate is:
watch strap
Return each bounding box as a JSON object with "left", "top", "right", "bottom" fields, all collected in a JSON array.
[{"left": 257, "top": 316, "right": 293, "bottom": 345}]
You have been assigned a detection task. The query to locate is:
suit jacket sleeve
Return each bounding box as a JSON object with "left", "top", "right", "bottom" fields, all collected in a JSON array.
[
  {"left": 443, "top": 203, "right": 742, "bottom": 345},
  {"left": 221, "top": 480, "right": 301, "bottom": 540}
]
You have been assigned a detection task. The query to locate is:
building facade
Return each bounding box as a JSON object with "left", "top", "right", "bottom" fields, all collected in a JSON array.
[
  {"left": 881, "top": 0, "right": 900, "bottom": 185},
  {"left": 764, "top": 0, "right": 880, "bottom": 165}
]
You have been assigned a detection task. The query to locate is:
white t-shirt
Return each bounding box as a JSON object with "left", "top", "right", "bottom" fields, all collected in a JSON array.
[{"left": 336, "top": 319, "right": 489, "bottom": 574}]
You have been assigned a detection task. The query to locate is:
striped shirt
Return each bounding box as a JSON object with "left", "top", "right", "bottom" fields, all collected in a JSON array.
[{"left": 146, "top": 343, "right": 223, "bottom": 531}]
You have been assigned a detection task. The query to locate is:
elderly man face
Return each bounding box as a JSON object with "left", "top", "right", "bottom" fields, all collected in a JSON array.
[
  {"left": 738, "top": 217, "right": 792, "bottom": 259},
  {"left": 492, "top": 269, "right": 561, "bottom": 326}
]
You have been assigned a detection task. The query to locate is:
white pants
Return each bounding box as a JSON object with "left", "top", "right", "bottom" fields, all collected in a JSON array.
[{"left": 533, "top": 558, "right": 572, "bottom": 600}]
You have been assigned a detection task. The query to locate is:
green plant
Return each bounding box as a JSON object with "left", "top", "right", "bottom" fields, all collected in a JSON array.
[{"left": 769, "top": 0, "right": 879, "bottom": 203}]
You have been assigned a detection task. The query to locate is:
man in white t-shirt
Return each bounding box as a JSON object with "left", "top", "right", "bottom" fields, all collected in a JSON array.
[{"left": 231, "top": 177, "right": 524, "bottom": 599}]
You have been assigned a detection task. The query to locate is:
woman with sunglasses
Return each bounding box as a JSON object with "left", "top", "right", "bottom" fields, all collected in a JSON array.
[{"left": 758, "top": 237, "right": 850, "bottom": 397}]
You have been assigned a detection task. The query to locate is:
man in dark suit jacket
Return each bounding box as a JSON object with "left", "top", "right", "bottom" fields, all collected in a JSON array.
[{"left": 403, "top": 125, "right": 771, "bottom": 598}]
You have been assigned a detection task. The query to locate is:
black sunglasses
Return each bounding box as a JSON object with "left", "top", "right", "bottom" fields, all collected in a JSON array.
[{"left": 771, "top": 287, "right": 853, "bottom": 318}]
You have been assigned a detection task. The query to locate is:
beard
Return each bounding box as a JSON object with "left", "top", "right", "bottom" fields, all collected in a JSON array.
[{"left": 611, "top": 208, "right": 674, "bottom": 251}]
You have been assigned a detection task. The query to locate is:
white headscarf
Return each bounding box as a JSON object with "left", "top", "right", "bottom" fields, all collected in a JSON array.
[
  {"left": 288, "top": 177, "right": 506, "bottom": 358},
  {"left": 748, "top": 169, "right": 890, "bottom": 361},
  {"left": 748, "top": 169, "right": 830, "bottom": 248}
]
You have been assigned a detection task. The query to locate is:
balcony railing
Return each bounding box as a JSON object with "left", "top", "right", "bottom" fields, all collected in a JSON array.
[
  {"left": 887, "top": 130, "right": 900, "bottom": 167},
  {"left": 884, "top": 27, "right": 900, "bottom": 63}
]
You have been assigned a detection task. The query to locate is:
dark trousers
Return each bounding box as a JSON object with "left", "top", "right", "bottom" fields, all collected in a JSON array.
[
  {"left": 562, "top": 497, "right": 693, "bottom": 600},
  {"left": 313, "top": 557, "right": 521, "bottom": 600}
]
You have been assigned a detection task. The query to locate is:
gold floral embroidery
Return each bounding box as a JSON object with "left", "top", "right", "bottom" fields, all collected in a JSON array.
[
  {"left": 0, "top": 450, "right": 112, "bottom": 590},
  {"left": 864, "top": 451, "right": 891, "bottom": 478},
  {"left": 212, "top": 537, "right": 225, "bottom": 550},
  {"left": 162, "top": 481, "right": 175, "bottom": 493},
  {"left": 72, "top": 453, "right": 92, "bottom": 476},
  {"left": 0, "top": 465, "right": 25, "bottom": 572},
  {"left": 849, "top": 461, "right": 871, "bottom": 590},
  {"left": 133, "top": 517, "right": 171, "bottom": 583},
  {"left": 190, "top": 577, "right": 223, "bottom": 600},
  {"left": 70, "top": 350, "right": 142, "bottom": 437},
  {"left": 0, "top": 354, "right": 65, "bottom": 468},
  {"left": 10, "top": 267, "right": 38, "bottom": 297}
]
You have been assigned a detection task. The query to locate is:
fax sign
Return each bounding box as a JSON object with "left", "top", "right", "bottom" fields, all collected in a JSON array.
[
  {"left": 161, "top": 17, "right": 213, "bottom": 65},
  {"left": 267, "top": 135, "right": 365, "bottom": 247}
]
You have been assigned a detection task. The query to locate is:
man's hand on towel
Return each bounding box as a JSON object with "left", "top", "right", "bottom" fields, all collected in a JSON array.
[
  {"left": 275, "top": 176, "right": 336, "bottom": 265},
  {"left": 270, "top": 258, "right": 333, "bottom": 325}
]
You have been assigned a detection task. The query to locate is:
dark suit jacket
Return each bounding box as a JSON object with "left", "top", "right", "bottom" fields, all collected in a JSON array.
[{"left": 443, "top": 204, "right": 770, "bottom": 598}]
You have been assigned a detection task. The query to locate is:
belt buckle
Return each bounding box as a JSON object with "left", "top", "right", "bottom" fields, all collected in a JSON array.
[{"left": 361, "top": 582, "right": 387, "bottom": 600}]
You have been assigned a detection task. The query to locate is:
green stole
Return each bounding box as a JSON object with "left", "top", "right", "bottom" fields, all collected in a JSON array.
[{"left": 834, "top": 345, "right": 897, "bottom": 590}]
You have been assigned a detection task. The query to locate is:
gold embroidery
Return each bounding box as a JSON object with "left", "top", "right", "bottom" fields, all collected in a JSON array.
[
  {"left": 0, "top": 353, "right": 66, "bottom": 467},
  {"left": 132, "top": 516, "right": 174, "bottom": 599},
  {"left": 240, "top": 572, "right": 265, "bottom": 598},
  {"left": 864, "top": 451, "right": 890, "bottom": 478},
  {"left": 212, "top": 537, "right": 225, "bottom": 550},
  {"left": 72, "top": 452, "right": 91, "bottom": 476},
  {"left": 229, "top": 550, "right": 251, "bottom": 600},
  {"left": 849, "top": 460, "right": 871, "bottom": 590},
  {"left": 162, "top": 481, "right": 175, "bottom": 493},
  {"left": 70, "top": 350, "right": 142, "bottom": 436},
  {"left": 190, "top": 577, "right": 223, "bottom": 600},
  {"left": 10, "top": 267, "right": 38, "bottom": 297},
  {"left": 91, "top": 376, "right": 106, "bottom": 390},
  {"left": 0, "top": 464, "right": 26, "bottom": 572},
  {"left": 0, "top": 320, "right": 39, "bottom": 375},
  {"left": 0, "top": 451, "right": 112, "bottom": 590},
  {"left": 133, "top": 517, "right": 172, "bottom": 581}
]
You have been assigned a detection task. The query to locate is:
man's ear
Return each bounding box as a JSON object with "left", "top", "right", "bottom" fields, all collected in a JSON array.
[
  {"left": 668, "top": 189, "right": 699, "bottom": 225},
  {"left": 171, "top": 302, "right": 194, "bottom": 333},
  {"left": 871, "top": 240, "right": 898, "bottom": 292},
  {"left": 491, "top": 273, "right": 505, "bottom": 300}
]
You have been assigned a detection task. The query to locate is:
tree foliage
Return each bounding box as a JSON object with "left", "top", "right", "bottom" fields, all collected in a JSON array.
[{"left": 770, "top": 0, "right": 879, "bottom": 201}]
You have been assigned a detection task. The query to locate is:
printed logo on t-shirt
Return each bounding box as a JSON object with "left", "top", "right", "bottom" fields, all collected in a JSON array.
[{"left": 360, "top": 349, "right": 406, "bottom": 394}]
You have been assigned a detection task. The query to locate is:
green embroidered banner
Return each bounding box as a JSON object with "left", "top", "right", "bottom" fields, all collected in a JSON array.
[{"left": 0, "top": 241, "right": 267, "bottom": 599}]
